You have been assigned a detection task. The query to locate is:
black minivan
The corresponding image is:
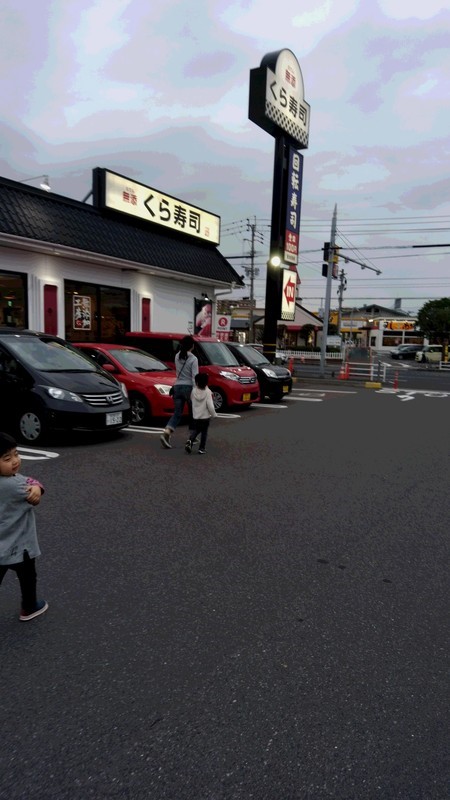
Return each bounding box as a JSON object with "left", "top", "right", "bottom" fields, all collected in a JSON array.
[
  {"left": 0, "top": 329, "right": 131, "bottom": 443},
  {"left": 225, "top": 342, "right": 293, "bottom": 402}
]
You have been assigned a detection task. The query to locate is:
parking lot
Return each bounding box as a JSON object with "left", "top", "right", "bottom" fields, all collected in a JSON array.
[{"left": 1, "top": 386, "right": 449, "bottom": 799}]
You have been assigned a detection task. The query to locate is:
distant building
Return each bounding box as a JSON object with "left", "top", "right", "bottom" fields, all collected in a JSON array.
[{"left": 329, "top": 304, "right": 422, "bottom": 349}]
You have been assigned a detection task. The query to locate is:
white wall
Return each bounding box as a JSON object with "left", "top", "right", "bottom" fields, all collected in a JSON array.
[{"left": 1, "top": 246, "right": 213, "bottom": 336}]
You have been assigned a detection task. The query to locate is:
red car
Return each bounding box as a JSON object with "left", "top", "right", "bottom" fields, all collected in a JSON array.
[{"left": 73, "top": 343, "right": 176, "bottom": 424}]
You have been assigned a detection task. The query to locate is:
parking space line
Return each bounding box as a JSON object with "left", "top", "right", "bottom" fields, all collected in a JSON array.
[
  {"left": 251, "top": 403, "right": 288, "bottom": 409},
  {"left": 286, "top": 396, "right": 322, "bottom": 402},
  {"left": 291, "top": 388, "right": 357, "bottom": 394},
  {"left": 18, "top": 447, "right": 60, "bottom": 460}
]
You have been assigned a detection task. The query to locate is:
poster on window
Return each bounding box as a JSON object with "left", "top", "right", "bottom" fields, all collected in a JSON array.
[
  {"left": 194, "top": 298, "right": 212, "bottom": 337},
  {"left": 73, "top": 296, "right": 92, "bottom": 330}
]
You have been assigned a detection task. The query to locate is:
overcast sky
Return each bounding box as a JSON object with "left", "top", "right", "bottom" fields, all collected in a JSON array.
[{"left": 1, "top": 0, "right": 449, "bottom": 313}]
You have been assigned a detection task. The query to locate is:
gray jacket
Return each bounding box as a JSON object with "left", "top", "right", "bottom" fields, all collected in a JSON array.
[
  {"left": 0, "top": 474, "right": 41, "bottom": 565},
  {"left": 174, "top": 352, "right": 199, "bottom": 387}
]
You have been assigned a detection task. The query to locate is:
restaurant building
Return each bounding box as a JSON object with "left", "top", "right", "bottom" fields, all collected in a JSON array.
[{"left": 0, "top": 169, "right": 242, "bottom": 342}]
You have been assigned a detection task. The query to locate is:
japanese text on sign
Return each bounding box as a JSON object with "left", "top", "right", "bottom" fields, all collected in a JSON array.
[
  {"left": 284, "top": 149, "right": 303, "bottom": 265},
  {"left": 103, "top": 171, "right": 220, "bottom": 244}
]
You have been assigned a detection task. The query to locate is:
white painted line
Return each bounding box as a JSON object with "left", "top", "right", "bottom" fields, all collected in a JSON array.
[
  {"left": 376, "top": 388, "right": 450, "bottom": 400},
  {"left": 288, "top": 397, "right": 323, "bottom": 402},
  {"left": 128, "top": 425, "right": 163, "bottom": 432},
  {"left": 251, "top": 403, "right": 288, "bottom": 410},
  {"left": 18, "top": 447, "right": 59, "bottom": 460},
  {"left": 127, "top": 413, "right": 241, "bottom": 434},
  {"left": 292, "top": 388, "right": 357, "bottom": 394},
  {"left": 288, "top": 392, "right": 325, "bottom": 398}
]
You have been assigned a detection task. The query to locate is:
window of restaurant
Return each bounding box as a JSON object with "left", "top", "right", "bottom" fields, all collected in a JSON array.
[
  {"left": 0, "top": 271, "right": 27, "bottom": 329},
  {"left": 64, "top": 280, "right": 130, "bottom": 342}
]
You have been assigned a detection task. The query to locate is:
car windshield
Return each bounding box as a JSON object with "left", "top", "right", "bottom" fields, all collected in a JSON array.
[
  {"left": 3, "top": 336, "right": 98, "bottom": 372},
  {"left": 109, "top": 348, "right": 169, "bottom": 373},
  {"left": 200, "top": 342, "right": 240, "bottom": 366},
  {"left": 234, "top": 345, "right": 271, "bottom": 366}
]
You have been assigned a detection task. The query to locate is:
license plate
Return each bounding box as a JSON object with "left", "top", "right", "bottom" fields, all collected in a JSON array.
[
  {"left": 283, "top": 385, "right": 289, "bottom": 393},
  {"left": 242, "top": 393, "right": 251, "bottom": 402},
  {"left": 106, "top": 411, "right": 122, "bottom": 426}
]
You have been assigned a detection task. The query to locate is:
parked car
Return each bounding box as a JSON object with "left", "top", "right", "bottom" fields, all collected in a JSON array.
[
  {"left": 73, "top": 343, "right": 176, "bottom": 424},
  {"left": 123, "top": 332, "right": 260, "bottom": 411},
  {"left": 225, "top": 342, "right": 292, "bottom": 402},
  {"left": 415, "top": 344, "right": 443, "bottom": 363},
  {"left": 390, "top": 344, "right": 423, "bottom": 360},
  {"left": 246, "top": 343, "right": 289, "bottom": 364},
  {"left": 0, "top": 329, "right": 130, "bottom": 443}
]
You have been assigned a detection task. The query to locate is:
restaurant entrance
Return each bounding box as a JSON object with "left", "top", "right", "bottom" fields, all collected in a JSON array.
[{"left": 64, "top": 280, "right": 130, "bottom": 342}]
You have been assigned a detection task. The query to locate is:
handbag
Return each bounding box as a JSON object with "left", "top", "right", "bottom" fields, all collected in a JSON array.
[{"left": 169, "top": 356, "right": 189, "bottom": 396}]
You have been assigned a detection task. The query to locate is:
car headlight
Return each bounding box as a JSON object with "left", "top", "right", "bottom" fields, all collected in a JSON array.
[
  {"left": 154, "top": 384, "right": 172, "bottom": 395},
  {"left": 219, "top": 371, "right": 240, "bottom": 381},
  {"left": 262, "top": 368, "right": 278, "bottom": 378},
  {"left": 119, "top": 382, "right": 128, "bottom": 399},
  {"left": 45, "top": 386, "right": 83, "bottom": 402}
]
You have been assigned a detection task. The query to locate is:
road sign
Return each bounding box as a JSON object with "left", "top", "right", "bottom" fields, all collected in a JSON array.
[{"left": 281, "top": 269, "right": 296, "bottom": 321}]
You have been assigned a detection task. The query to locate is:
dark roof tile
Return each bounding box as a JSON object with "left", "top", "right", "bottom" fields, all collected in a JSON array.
[{"left": 0, "top": 179, "right": 242, "bottom": 286}]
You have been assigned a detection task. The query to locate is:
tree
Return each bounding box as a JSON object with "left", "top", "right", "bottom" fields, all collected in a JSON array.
[{"left": 417, "top": 298, "right": 450, "bottom": 343}]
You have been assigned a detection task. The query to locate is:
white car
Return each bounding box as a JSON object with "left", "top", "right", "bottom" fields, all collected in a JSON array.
[{"left": 415, "top": 345, "right": 443, "bottom": 363}]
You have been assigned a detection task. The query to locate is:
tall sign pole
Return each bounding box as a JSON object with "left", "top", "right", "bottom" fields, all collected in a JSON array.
[{"left": 249, "top": 49, "right": 310, "bottom": 362}]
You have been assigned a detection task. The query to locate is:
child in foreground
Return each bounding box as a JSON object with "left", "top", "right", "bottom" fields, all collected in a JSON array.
[
  {"left": 185, "top": 372, "right": 217, "bottom": 455},
  {"left": 0, "top": 432, "right": 48, "bottom": 621}
]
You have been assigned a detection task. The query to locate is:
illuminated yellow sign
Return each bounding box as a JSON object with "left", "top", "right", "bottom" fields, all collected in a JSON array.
[{"left": 100, "top": 169, "right": 221, "bottom": 245}]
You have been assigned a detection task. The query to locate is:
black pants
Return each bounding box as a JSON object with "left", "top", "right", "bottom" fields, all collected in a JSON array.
[
  {"left": 0, "top": 551, "right": 37, "bottom": 613},
  {"left": 188, "top": 419, "right": 210, "bottom": 449}
]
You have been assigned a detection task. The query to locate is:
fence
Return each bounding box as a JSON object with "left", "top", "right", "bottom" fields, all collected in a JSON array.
[
  {"left": 438, "top": 361, "right": 450, "bottom": 371},
  {"left": 279, "top": 350, "right": 343, "bottom": 361},
  {"left": 344, "top": 362, "right": 388, "bottom": 382}
]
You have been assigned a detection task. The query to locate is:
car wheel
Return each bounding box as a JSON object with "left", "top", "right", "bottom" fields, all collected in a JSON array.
[
  {"left": 269, "top": 391, "right": 284, "bottom": 403},
  {"left": 130, "top": 393, "right": 150, "bottom": 425},
  {"left": 211, "top": 388, "right": 227, "bottom": 412},
  {"left": 18, "top": 408, "right": 47, "bottom": 444}
]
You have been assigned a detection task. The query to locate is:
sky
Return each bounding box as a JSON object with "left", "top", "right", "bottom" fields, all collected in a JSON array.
[{"left": 1, "top": 0, "right": 449, "bottom": 315}]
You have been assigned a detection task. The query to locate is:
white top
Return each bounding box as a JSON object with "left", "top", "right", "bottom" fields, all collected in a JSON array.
[{"left": 191, "top": 386, "right": 217, "bottom": 420}]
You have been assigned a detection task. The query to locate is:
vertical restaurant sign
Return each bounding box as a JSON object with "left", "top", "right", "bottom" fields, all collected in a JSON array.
[
  {"left": 216, "top": 314, "right": 231, "bottom": 341},
  {"left": 249, "top": 49, "right": 310, "bottom": 149},
  {"left": 98, "top": 169, "right": 220, "bottom": 245},
  {"left": 284, "top": 149, "right": 303, "bottom": 265},
  {"left": 280, "top": 267, "right": 297, "bottom": 321},
  {"left": 73, "top": 296, "right": 91, "bottom": 330}
]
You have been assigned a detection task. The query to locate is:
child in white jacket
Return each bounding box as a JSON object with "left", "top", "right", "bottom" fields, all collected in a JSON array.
[{"left": 185, "top": 373, "right": 217, "bottom": 455}]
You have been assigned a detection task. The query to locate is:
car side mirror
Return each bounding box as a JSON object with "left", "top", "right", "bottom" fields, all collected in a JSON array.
[{"left": 102, "top": 363, "right": 117, "bottom": 373}]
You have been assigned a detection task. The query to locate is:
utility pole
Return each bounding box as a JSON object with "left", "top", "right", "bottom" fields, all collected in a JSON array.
[
  {"left": 246, "top": 217, "right": 258, "bottom": 342},
  {"left": 320, "top": 204, "right": 337, "bottom": 377}
]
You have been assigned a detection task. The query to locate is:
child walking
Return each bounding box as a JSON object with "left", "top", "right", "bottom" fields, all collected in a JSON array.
[
  {"left": 185, "top": 373, "right": 217, "bottom": 455},
  {"left": 0, "top": 432, "right": 48, "bottom": 621}
]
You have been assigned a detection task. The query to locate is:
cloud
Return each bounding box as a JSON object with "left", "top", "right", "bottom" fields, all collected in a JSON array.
[{"left": 377, "top": 0, "right": 450, "bottom": 21}]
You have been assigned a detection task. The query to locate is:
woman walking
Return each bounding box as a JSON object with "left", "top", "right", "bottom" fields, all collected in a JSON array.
[{"left": 160, "top": 335, "right": 198, "bottom": 449}]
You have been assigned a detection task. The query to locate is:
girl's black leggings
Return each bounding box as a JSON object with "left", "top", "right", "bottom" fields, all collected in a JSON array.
[{"left": 0, "top": 551, "right": 37, "bottom": 612}]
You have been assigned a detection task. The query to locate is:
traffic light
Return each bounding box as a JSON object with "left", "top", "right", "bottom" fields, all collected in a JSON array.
[{"left": 322, "top": 241, "right": 330, "bottom": 277}]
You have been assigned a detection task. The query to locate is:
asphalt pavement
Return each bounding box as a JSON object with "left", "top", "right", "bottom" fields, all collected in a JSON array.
[{"left": 1, "top": 386, "right": 449, "bottom": 799}]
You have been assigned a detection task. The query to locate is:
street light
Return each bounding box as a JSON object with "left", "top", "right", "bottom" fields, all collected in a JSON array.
[{"left": 19, "top": 174, "right": 51, "bottom": 192}]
